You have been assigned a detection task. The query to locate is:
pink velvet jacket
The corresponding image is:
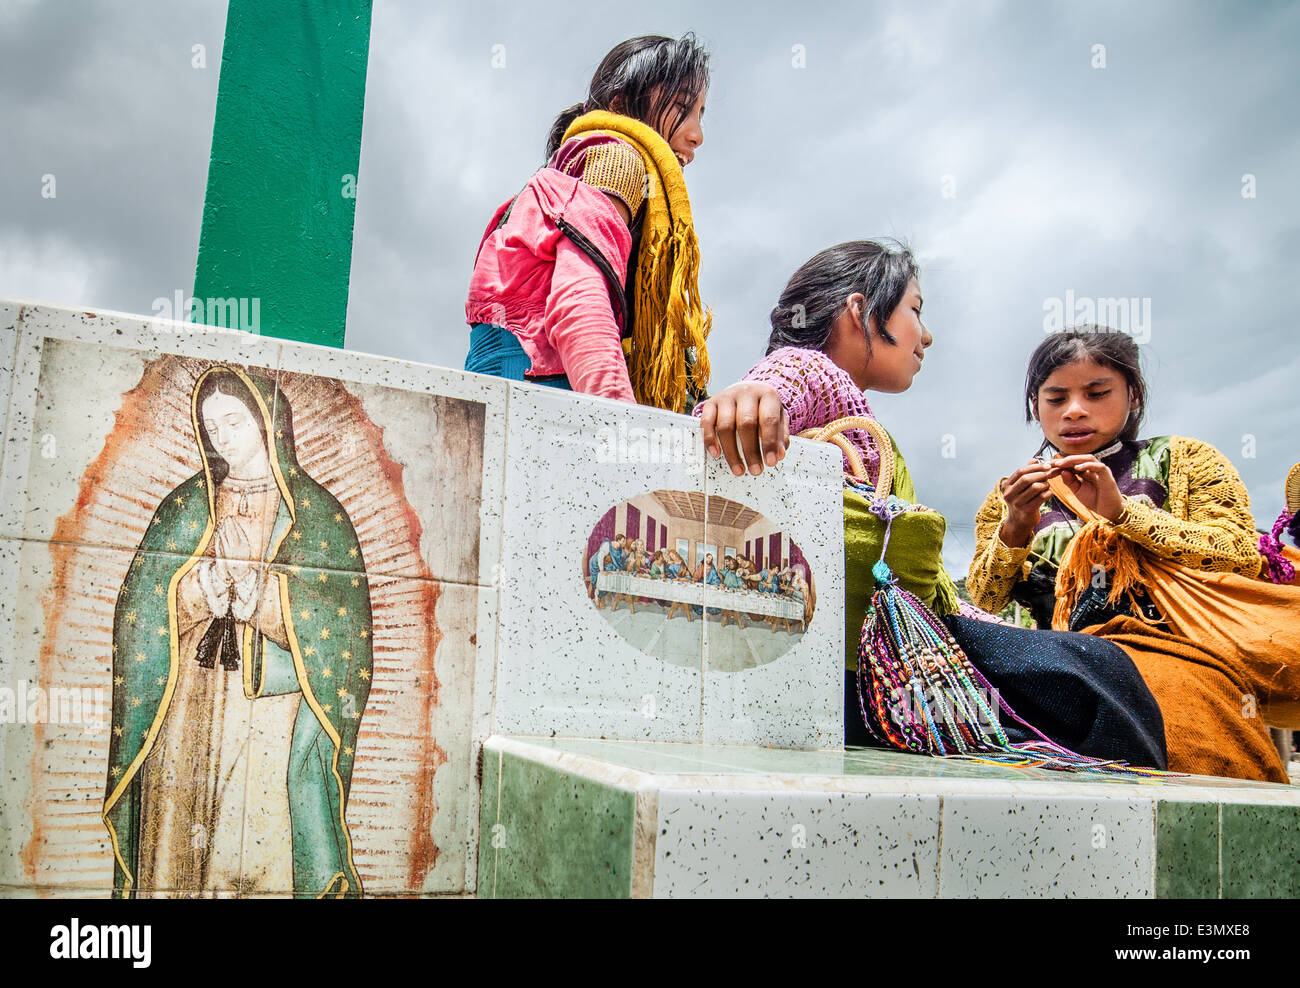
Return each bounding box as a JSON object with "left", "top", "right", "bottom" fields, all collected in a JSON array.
[{"left": 465, "top": 139, "right": 638, "bottom": 402}]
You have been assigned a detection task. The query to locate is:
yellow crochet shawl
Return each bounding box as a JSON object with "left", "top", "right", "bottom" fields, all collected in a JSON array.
[{"left": 561, "top": 111, "right": 711, "bottom": 413}]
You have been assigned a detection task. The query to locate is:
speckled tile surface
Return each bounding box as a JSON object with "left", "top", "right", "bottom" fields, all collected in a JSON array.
[
  {"left": 1221, "top": 803, "right": 1300, "bottom": 897},
  {"left": 4, "top": 312, "right": 502, "bottom": 589},
  {"left": 0, "top": 306, "right": 283, "bottom": 543},
  {"left": 509, "top": 736, "right": 1300, "bottom": 794},
  {"left": 428, "top": 578, "right": 498, "bottom": 895},
  {"left": 272, "top": 339, "right": 508, "bottom": 586},
  {"left": 1, "top": 333, "right": 283, "bottom": 548},
  {"left": 305, "top": 574, "right": 483, "bottom": 896},
  {"left": 0, "top": 535, "right": 33, "bottom": 888},
  {"left": 0, "top": 298, "right": 20, "bottom": 333},
  {"left": 479, "top": 747, "right": 637, "bottom": 898},
  {"left": 701, "top": 437, "right": 843, "bottom": 749},
  {"left": 0, "top": 302, "right": 500, "bottom": 898},
  {"left": 0, "top": 308, "right": 19, "bottom": 451},
  {"left": 494, "top": 383, "right": 706, "bottom": 741},
  {"left": 1156, "top": 801, "right": 1220, "bottom": 898},
  {"left": 0, "top": 538, "right": 148, "bottom": 895},
  {"left": 653, "top": 788, "right": 940, "bottom": 898},
  {"left": 0, "top": 549, "right": 484, "bottom": 898},
  {"left": 938, "top": 794, "right": 1154, "bottom": 898},
  {"left": 0, "top": 305, "right": 504, "bottom": 899}
]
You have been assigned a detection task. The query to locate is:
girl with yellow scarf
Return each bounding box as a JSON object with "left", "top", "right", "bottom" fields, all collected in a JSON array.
[{"left": 465, "top": 34, "right": 712, "bottom": 414}]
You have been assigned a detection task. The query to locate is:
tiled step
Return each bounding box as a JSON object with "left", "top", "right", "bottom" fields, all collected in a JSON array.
[{"left": 477, "top": 736, "right": 1300, "bottom": 899}]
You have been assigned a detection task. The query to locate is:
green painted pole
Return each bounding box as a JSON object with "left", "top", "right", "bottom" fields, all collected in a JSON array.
[{"left": 192, "top": 0, "right": 372, "bottom": 346}]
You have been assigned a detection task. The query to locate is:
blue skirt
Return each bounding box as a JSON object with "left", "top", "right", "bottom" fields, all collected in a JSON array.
[{"left": 464, "top": 323, "right": 573, "bottom": 390}]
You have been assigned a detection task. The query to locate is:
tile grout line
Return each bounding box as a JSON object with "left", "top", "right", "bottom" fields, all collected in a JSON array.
[
  {"left": 490, "top": 382, "right": 510, "bottom": 743},
  {"left": 699, "top": 482, "right": 707, "bottom": 744},
  {"left": 475, "top": 381, "right": 510, "bottom": 899},
  {"left": 492, "top": 746, "right": 503, "bottom": 899},
  {"left": 631, "top": 783, "right": 659, "bottom": 899}
]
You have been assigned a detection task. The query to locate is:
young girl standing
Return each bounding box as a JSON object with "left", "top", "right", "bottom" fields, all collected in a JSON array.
[
  {"left": 967, "top": 330, "right": 1295, "bottom": 782},
  {"left": 464, "top": 34, "right": 712, "bottom": 414}
]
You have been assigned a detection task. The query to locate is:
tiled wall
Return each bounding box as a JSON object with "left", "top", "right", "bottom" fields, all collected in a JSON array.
[
  {"left": 495, "top": 383, "right": 843, "bottom": 748},
  {"left": 0, "top": 301, "right": 505, "bottom": 898},
  {"left": 0, "top": 297, "right": 847, "bottom": 898},
  {"left": 478, "top": 736, "right": 1300, "bottom": 899}
]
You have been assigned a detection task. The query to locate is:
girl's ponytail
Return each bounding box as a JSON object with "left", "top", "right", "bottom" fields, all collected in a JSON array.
[
  {"left": 545, "top": 102, "right": 588, "bottom": 160},
  {"left": 766, "top": 240, "right": 918, "bottom": 355}
]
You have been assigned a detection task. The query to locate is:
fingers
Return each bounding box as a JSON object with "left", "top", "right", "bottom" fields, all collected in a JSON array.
[
  {"left": 1001, "top": 463, "right": 1051, "bottom": 503},
  {"left": 1010, "top": 476, "right": 1049, "bottom": 498},
  {"left": 1001, "top": 461, "right": 1047, "bottom": 490},
  {"left": 697, "top": 383, "right": 791, "bottom": 477},
  {"left": 1007, "top": 480, "right": 1051, "bottom": 511},
  {"left": 1071, "top": 461, "right": 1109, "bottom": 477},
  {"left": 1002, "top": 457, "right": 1057, "bottom": 519},
  {"left": 1027, "top": 481, "right": 1055, "bottom": 507},
  {"left": 734, "top": 389, "right": 763, "bottom": 475},
  {"left": 710, "top": 394, "right": 746, "bottom": 476},
  {"left": 1050, "top": 455, "right": 1114, "bottom": 487},
  {"left": 757, "top": 391, "right": 786, "bottom": 468},
  {"left": 1049, "top": 454, "right": 1100, "bottom": 468},
  {"left": 698, "top": 400, "right": 720, "bottom": 460}
]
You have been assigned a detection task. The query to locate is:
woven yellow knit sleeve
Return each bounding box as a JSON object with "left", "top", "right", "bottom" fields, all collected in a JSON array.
[
  {"left": 1112, "top": 435, "right": 1263, "bottom": 576},
  {"left": 581, "top": 140, "right": 647, "bottom": 219},
  {"left": 967, "top": 484, "right": 1032, "bottom": 613}
]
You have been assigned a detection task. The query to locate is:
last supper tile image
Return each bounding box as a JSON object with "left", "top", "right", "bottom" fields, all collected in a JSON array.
[{"left": 584, "top": 490, "right": 815, "bottom": 670}]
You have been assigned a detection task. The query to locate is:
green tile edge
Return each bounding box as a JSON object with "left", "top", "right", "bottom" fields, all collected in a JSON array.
[
  {"left": 479, "top": 748, "right": 637, "bottom": 899},
  {"left": 1221, "top": 803, "right": 1300, "bottom": 898},
  {"left": 1155, "top": 801, "right": 1219, "bottom": 898}
]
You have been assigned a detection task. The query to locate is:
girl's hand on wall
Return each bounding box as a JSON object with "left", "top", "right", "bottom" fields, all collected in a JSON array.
[
  {"left": 697, "top": 382, "right": 790, "bottom": 476},
  {"left": 1050, "top": 454, "right": 1125, "bottom": 522},
  {"left": 998, "top": 460, "right": 1055, "bottom": 547}
]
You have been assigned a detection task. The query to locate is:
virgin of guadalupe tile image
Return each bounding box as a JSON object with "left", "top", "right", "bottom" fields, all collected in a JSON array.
[
  {"left": 16, "top": 350, "right": 485, "bottom": 898},
  {"left": 105, "top": 365, "right": 378, "bottom": 898}
]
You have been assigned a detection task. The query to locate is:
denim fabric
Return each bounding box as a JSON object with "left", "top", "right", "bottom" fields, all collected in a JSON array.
[{"left": 464, "top": 323, "right": 573, "bottom": 390}]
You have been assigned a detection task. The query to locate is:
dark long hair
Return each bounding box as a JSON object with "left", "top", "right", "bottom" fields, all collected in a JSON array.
[
  {"left": 1023, "top": 328, "right": 1148, "bottom": 446},
  {"left": 766, "top": 239, "right": 919, "bottom": 355},
  {"left": 195, "top": 369, "right": 283, "bottom": 485},
  {"left": 544, "top": 34, "right": 710, "bottom": 160}
]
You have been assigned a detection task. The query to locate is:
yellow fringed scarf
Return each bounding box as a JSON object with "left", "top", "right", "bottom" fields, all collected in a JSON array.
[
  {"left": 561, "top": 111, "right": 711, "bottom": 414},
  {"left": 1051, "top": 519, "right": 1150, "bottom": 631},
  {"left": 1046, "top": 474, "right": 1300, "bottom": 764}
]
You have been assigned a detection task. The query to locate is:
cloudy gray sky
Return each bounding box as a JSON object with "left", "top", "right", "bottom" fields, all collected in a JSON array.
[{"left": 3, "top": 0, "right": 1297, "bottom": 575}]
